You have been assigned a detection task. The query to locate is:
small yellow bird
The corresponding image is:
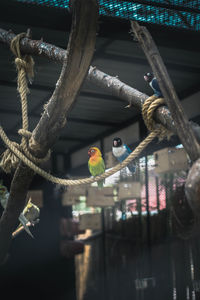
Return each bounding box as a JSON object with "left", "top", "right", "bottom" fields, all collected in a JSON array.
[
  {"left": 15, "top": 198, "right": 40, "bottom": 238},
  {"left": 88, "top": 147, "right": 105, "bottom": 188},
  {"left": 0, "top": 182, "right": 40, "bottom": 238}
]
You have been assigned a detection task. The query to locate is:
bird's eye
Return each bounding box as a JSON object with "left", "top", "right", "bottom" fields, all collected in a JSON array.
[{"left": 91, "top": 149, "right": 95, "bottom": 152}]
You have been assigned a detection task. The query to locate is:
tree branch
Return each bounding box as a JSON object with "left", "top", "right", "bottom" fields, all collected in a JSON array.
[
  {"left": 0, "top": 28, "right": 66, "bottom": 63},
  {"left": 0, "top": 0, "right": 98, "bottom": 264},
  {"left": 1, "top": 26, "right": 199, "bottom": 138},
  {"left": 131, "top": 21, "right": 200, "bottom": 217},
  {"left": 131, "top": 21, "right": 200, "bottom": 162},
  {"left": 87, "top": 66, "right": 176, "bottom": 133},
  {"left": 1, "top": 11, "right": 200, "bottom": 259}
]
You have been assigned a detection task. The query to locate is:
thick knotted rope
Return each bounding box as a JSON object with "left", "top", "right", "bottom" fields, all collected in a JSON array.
[
  {"left": 0, "top": 91, "right": 171, "bottom": 185},
  {"left": 142, "top": 95, "right": 172, "bottom": 140},
  {"left": 0, "top": 33, "right": 50, "bottom": 173}
]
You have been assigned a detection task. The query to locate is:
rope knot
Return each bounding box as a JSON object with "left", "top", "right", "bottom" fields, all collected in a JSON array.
[
  {"left": 142, "top": 95, "right": 172, "bottom": 140},
  {"left": 15, "top": 57, "right": 27, "bottom": 70},
  {"left": 0, "top": 142, "right": 20, "bottom": 173},
  {"left": 0, "top": 32, "right": 48, "bottom": 175},
  {"left": 11, "top": 32, "right": 34, "bottom": 82},
  {"left": 18, "top": 129, "right": 32, "bottom": 139}
]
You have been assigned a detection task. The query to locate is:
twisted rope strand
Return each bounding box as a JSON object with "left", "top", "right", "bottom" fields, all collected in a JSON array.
[
  {"left": 0, "top": 125, "right": 160, "bottom": 186},
  {"left": 0, "top": 33, "right": 49, "bottom": 173},
  {"left": 0, "top": 35, "right": 171, "bottom": 185},
  {"left": 142, "top": 95, "right": 171, "bottom": 140}
]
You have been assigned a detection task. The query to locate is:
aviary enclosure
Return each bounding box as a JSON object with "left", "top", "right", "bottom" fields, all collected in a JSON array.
[{"left": 0, "top": 0, "right": 200, "bottom": 299}]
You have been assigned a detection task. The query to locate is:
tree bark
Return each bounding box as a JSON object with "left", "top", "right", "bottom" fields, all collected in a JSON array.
[
  {"left": 1, "top": 8, "right": 200, "bottom": 261},
  {"left": 1, "top": 27, "right": 200, "bottom": 139},
  {"left": 0, "top": 0, "right": 98, "bottom": 264},
  {"left": 131, "top": 21, "right": 200, "bottom": 162}
]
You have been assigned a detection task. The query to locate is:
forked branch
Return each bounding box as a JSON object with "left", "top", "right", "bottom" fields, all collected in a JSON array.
[
  {"left": 131, "top": 21, "right": 200, "bottom": 162},
  {"left": 0, "top": 0, "right": 98, "bottom": 264},
  {"left": 1, "top": 28, "right": 200, "bottom": 139}
]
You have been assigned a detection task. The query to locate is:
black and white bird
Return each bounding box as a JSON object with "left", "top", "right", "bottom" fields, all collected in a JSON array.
[
  {"left": 144, "top": 72, "right": 162, "bottom": 98},
  {"left": 112, "top": 137, "right": 136, "bottom": 174}
]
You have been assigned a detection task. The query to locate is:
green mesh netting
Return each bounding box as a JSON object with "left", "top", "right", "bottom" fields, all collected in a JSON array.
[{"left": 16, "top": 0, "right": 200, "bottom": 31}]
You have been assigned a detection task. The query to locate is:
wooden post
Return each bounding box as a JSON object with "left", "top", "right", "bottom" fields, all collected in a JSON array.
[{"left": 0, "top": 0, "right": 98, "bottom": 264}]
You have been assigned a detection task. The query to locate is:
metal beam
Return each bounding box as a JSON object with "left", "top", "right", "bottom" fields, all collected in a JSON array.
[
  {"left": 3, "top": 130, "right": 85, "bottom": 143},
  {"left": 0, "top": 79, "right": 53, "bottom": 92},
  {"left": 0, "top": 79, "right": 125, "bottom": 103},
  {"left": 68, "top": 115, "right": 141, "bottom": 154},
  {"left": 0, "top": 108, "right": 119, "bottom": 127},
  {"left": 100, "top": 52, "right": 200, "bottom": 74}
]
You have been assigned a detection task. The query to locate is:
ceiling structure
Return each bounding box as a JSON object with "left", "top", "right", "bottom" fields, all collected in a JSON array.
[
  {"left": 0, "top": 0, "right": 200, "bottom": 176},
  {"left": 15, "top": 0, "right": 200, "bottom": 32}
]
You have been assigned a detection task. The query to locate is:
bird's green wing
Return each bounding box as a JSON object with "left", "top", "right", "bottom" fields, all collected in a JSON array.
[{"left": 88, "top": 158, "right": 105, "bottom": 177}]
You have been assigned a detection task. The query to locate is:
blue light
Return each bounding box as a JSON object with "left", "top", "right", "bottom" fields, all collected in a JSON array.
[{"left": 16, "top": 0, "right": 200, "bottom": 31}]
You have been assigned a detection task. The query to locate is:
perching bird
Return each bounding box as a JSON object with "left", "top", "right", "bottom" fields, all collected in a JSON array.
[
  {"left": 112, "top": 137, "right": 136, "bottom": 173},
  {"left": 0, "top": 182, "right": 39, "bottom": 238},
  {"left": 88, "top": 147, "right": 105, "bottom": 189},
  {"left": 144, "top": 72, "right": 163, "bottom": 98},
  {"left": 15, "top": 198, "right": 40, "bottom": 235}
]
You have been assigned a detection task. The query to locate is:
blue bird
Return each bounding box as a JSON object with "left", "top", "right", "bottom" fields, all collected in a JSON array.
[
  {"left": 112, "top": 137, "right": 136, "bottom": 173},
  {"left": 144, "top": 72, "right": 163, "bottom": 98}
]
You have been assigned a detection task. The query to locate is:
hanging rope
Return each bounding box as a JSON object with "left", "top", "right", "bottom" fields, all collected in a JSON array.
[
  {"left": 0, "top": 125, "right": 160, "bottom": 185},
  {"left": 0, "top": 34, "right": 172, "bottom": 186},
  {"left": 0, "top": 33, "right": 50, "bottom": 173},
  {"left": 0, "top": 94, "right": 170, "bottom": 186}
]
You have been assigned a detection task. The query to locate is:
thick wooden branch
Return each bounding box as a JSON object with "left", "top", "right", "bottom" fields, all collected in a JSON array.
[
  {"left": 2, "top": 27, "right": 200, "bottom": 138},
  {"left": 0, "top": 165, "right": 34, "bottom": 264},
  {"left": 0, "top": 27, "right": 65, "bottom": 63},
  {"left": 131, "top": 21, "right": 200, "bottom": 162},
  {"left": 30, "top": 0, "right": 98, "bottom": 155},
  {"left": 131, "top": 21, "right": 200, "bottom": 217},
  {"left": 0, "top": 0, "right": 98, "bottom": 264},
  {"left": 87, "top": 67, "right": 176, "bottom": 133},
  {"left": 1, "top": 14, "right": 200, "bottom": 257}
]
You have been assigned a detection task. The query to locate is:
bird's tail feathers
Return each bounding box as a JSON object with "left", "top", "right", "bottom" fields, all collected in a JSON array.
[{"left": 97, "top": 179, "right": 104, "bottom": 189}]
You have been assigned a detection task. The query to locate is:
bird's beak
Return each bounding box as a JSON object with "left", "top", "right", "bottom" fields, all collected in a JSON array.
[
  {"left": 88, "top": 150, "right": 91, "bottom": 157},
  {"left": 144, "top": 76, "right": 147, "bottom": 81},
  {"left": 113, "top": 140, "right": 117, "bottom": 146}
]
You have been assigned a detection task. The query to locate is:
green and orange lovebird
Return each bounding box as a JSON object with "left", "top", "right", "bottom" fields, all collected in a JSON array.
[{"left": 88, "top": 147, "right": 105, "bottom": 189}]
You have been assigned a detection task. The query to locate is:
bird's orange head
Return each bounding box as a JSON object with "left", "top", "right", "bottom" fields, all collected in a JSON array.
[{"left": 88, "top": 147, "right": 102, "bottom": 158}]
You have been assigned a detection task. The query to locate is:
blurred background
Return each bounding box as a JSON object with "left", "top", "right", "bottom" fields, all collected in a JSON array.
[{"left": 0, "top": 1, "right": 200, "bottom": 299}]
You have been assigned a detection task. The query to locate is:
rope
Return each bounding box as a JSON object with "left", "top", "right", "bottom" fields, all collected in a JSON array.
[
  {"left": 142, "top": 95, "right": 172, "bottom": 140},
  {"left": 0, "top": 33, "right": 49, "bottom": 173},
  {"left": 0, "top": 125, "right": 160, "bottom": 185},
  {"left": 0, "top": 93, "right": 169, "bottom": 185},
  {"left": 0, "top": 34, "right": 171, "bottom": 186}
]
